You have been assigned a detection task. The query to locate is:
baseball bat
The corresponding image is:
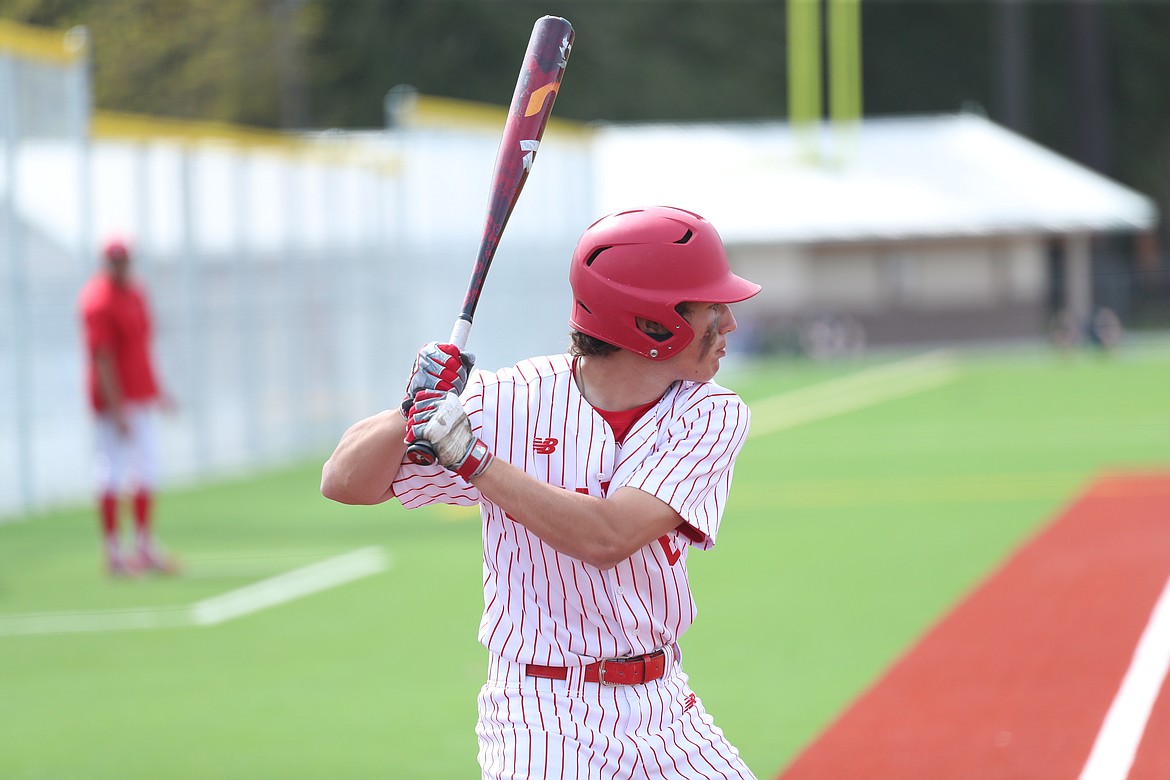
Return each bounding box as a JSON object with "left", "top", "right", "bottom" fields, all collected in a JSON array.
[{"left": 406, "top": 15, "right": 574, "bottom": 466}]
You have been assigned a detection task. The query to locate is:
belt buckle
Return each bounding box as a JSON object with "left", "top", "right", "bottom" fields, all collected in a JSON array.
[{"left": 598, "top": 657, "right": 618, "bottom": 686}]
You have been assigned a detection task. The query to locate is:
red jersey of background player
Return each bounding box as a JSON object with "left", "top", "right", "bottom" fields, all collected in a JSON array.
[{"left": 79, "top": 268, "right": 160, "bottom": 412}]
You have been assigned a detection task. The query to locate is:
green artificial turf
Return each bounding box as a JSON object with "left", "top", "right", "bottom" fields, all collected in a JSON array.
[{"left": 2, "top": 341, "right": 1168, "bottom": 778}]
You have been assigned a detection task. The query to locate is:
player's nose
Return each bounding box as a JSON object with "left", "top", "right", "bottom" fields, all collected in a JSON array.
[{"left": 719, "top": 306, "right": 738, "bottom": 335}]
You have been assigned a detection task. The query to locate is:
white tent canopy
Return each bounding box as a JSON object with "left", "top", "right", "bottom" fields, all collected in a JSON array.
[{"left": 591, "top": 113, "right": 1157, "bottom": 246}]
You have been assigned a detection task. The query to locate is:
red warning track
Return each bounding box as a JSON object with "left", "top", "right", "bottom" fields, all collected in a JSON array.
[{"left": 779, "top": 472, "right": 1170, "bottom": 780}]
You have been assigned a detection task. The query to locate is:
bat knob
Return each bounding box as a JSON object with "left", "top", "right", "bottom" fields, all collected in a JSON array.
[{"left": 406, "top": 441, "right": 438, "bottom": 467}]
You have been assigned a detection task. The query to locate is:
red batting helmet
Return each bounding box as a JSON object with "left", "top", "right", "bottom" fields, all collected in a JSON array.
[{"left": 568, "top": 206, "right": 761, "bottom": 360}]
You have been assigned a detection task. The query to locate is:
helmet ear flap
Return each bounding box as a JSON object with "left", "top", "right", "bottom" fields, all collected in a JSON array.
[{"left": 636, "top": 316, "right": 673, "bottom": 342}]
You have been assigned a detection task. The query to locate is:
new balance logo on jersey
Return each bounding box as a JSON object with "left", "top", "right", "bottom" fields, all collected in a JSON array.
[
  {"left": 532, "top": 437, "right": 559, "bottom": 454},
  {"left": 682, "top": 693, "right": 697, "bottom": 713}
]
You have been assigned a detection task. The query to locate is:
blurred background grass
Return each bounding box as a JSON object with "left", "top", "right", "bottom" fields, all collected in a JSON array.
[{"left": 2, "top": 342, "right": 1167, "bottom": 778}]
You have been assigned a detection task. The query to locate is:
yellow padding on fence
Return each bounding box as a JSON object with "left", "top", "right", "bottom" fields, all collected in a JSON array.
[{"left": 0, "top": 19, "right": 85, "bottom": 64}]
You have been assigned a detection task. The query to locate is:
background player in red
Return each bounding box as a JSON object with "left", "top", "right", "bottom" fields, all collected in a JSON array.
[
  {"left": 78, "top": 235, "right": 178, "bottom": 576},
  {"left": 322, "top": 206, "right": 761, "bottom": 778}
]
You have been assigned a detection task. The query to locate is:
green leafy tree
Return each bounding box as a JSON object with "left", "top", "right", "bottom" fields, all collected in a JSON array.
[
  {"left": 0, "top": 0, "right": 318, "bottom": 127},
  {"left": 304, "top": 0, "right": 789, "bottom": 127}
]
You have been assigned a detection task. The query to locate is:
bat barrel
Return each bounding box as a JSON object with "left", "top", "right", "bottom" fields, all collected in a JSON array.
[{"left": 456, "top": 15, "right": 574, "bottom": 329}]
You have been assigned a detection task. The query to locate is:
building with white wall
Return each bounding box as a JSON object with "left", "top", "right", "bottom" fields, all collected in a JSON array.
[{"left": 591, "top": 114, "right": 1158, "bottom": 354}]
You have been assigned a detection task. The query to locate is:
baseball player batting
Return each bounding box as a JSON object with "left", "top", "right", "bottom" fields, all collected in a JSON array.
[{"left": 322, "top": 206, "right": 762, "bottom": 779}]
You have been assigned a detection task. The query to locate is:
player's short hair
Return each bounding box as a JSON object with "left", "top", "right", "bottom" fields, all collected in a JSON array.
[{"left": 569, "top": 330, "right": 619, "bottom": 357}]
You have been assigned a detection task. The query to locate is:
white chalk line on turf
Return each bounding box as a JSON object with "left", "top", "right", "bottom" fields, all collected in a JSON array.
[
  {"left": 1078, "top": 573, "right": 1170, "bottom": 780},
  {"left": 0, "top": 546, "right": 390, "bottom": 637},
  {"left": 192, "top": 546, "right": 388, "bottom": 626},
  {"left": 180, "top": 548, "right": 370, "bottom": 579},
  {"left": 749, "top": 350, "right": 959, "bottom": 439}
]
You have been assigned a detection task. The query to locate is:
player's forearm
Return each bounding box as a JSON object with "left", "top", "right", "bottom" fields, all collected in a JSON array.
[
  {"left": 94, "top": 351, "right": 123, "bottom": 412},
  {"left": 472, "top": 459, "right": 667, "bottom": 570},
  {"left": 321, "top": 410, "right": 407, "bottom": 505},
  {"left": 472, "top": 459, "right": 616, "bottom": 566}
]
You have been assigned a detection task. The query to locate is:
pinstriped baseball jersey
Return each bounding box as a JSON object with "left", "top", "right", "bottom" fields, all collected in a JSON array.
[{"left": 392, "top": 353, "right": 751, "bottom": 666}]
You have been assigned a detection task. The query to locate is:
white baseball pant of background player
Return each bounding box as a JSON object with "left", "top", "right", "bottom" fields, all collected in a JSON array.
[{"left": 93, "top": 402, "right": 161, "bottom": 494}]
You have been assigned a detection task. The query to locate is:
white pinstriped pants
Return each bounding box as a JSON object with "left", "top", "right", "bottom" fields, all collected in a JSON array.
[{"left": 477, "top": 649, "right": 757, "bottom": 780}]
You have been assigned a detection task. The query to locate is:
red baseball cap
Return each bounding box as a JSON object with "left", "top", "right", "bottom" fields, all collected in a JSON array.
[{"left": 103, "top": 235, "right": 130, "bottom": 262}]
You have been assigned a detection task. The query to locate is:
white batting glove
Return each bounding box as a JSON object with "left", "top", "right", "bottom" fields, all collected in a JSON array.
[
  {"left": 400, "top": 342, "right": 475, "bottom": 418},
  {"left": 404, "top": 390, "right": 494, "bottom": 480}
]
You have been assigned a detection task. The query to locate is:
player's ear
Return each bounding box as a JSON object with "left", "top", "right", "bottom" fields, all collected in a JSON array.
[{"left": 635, "top": 317, "right": 672, "bottom": 343}]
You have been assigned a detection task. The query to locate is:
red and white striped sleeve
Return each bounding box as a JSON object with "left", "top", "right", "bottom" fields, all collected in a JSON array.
[{"left": 622, "top": 383, "right": 751, "bottom": 549}]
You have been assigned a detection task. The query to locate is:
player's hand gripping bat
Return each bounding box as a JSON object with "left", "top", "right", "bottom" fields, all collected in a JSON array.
[{"left": 406, "top": 15, "right": 574, "bottom": 467}]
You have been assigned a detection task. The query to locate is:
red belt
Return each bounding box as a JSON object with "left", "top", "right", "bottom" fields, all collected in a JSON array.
[{"left": 526, "top": 648, "right": 668, "bottom": 686}]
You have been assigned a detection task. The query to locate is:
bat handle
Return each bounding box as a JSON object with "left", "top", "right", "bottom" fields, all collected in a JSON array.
[{"left": 448, "top": 316, "right": 472, "bottom": 350}]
